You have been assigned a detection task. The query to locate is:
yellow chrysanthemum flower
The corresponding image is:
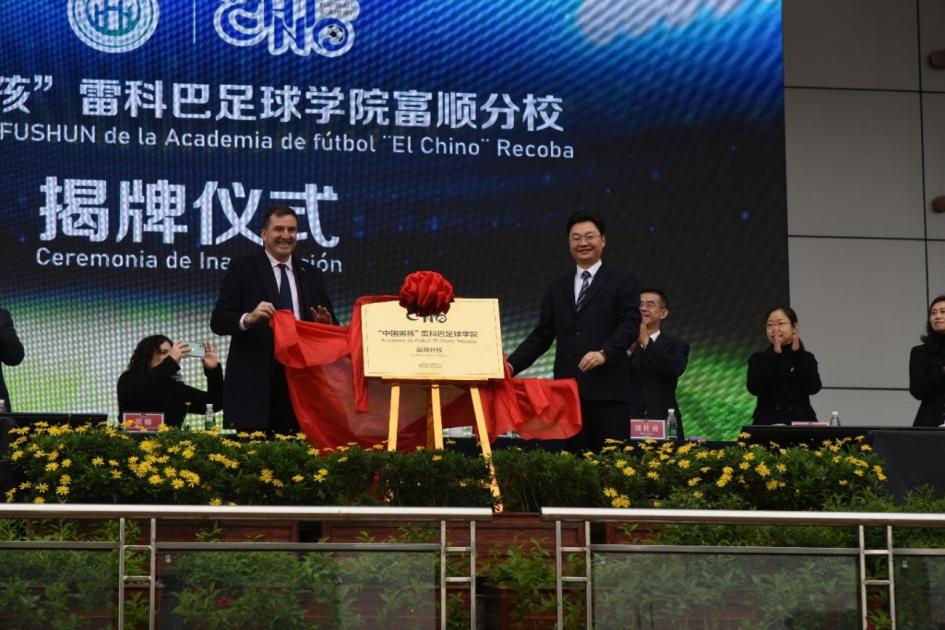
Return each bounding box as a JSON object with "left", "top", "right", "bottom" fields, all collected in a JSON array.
[{"left": 611, "top": 496, "right": 631, "bottom": 508}]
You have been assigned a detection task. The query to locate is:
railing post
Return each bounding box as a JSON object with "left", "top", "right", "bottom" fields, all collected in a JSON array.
[
  {"left": 584, "top": 520, "right": 592, "bottom": 629},
  {"left": 555, "top": 520, "right": 563, "bottom": 629},
  {"left": 470, "top": 519, "right": 477, "bottom": 630},
  {"left": 149, "top": 517, "right": 156, "bottom": 630},
  {"left": 118, "top": 517, "right": 126, "bottom": 629},
  {"left": 886, "top": 526, "right": 896, "bottom": 629}
]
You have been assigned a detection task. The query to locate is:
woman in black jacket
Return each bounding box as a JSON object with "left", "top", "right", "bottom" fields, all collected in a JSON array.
[
  {"left": 746, "top": 306, "right": 822, "bottom": 424},
  {"left": 117, "top": 335, "right": 223, "bottom": 426},
  {"left": 909, "top": 295, "right": 945, "bottom": 427}
]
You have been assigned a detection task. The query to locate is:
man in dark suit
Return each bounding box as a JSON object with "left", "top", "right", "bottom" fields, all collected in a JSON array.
[
  {"left": 0, "top": 307, "right": 24, "bottom": 412},
  {"left": 627, "top": 289, "right": 690, "bottom": 440},
  {"left": 507, "top": 212, "right": 640, "bottom": 452},
  {"left": 210, "top": 204, "right": 336, "bottom": 434}
]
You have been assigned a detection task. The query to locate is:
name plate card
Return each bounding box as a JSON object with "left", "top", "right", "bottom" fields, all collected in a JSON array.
[
  {"left": 361, "top": 298, "right": 504, "bottom": 380},
  {"left": 122, "top": 412, "right": 165, "bottom": 433},
  {"left": 630, "top": 418, "right": 666, "bottom": 440}
]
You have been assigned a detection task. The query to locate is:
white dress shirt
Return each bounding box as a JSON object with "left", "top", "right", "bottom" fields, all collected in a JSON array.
[
  {"left": 573, "top": 260, "right": 603, "bottom": 302},
  {"left": 239, "top": 250, "right": 301, "bottom": 330}
]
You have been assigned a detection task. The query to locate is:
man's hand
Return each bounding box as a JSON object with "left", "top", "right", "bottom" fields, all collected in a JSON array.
[
  {"left": 310, "top": 305, "right": 333, "bottom": 324},
  {"left": 168, "top": 340, "right": 190, "bottom": 363},
  {"left": 201, "top": 341, "right": 219, "bottom": 370},
  {"left": 245, "top": 301, "right": 276, "bottom": 326},
  {"left": 578, "top": 350, "right": 607, "bottom": 372},
  {"left": 637, "top": 322, "right": 650, "bottom": 350}
]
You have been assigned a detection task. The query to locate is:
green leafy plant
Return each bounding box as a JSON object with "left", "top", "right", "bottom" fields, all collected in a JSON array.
[
  {"left": 482, "top": 541, "right": 556, "bottom": 621},
  {"left": 0, "top": 518, "right": 148, "bottom": 629}
]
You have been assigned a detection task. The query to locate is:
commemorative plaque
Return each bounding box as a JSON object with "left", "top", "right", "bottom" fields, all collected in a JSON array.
[{"left": 361, "top": 298, "right": 504, "bottom": 380}]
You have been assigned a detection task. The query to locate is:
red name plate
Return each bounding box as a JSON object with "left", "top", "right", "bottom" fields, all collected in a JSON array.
[
  {"left": 630, "top": 419, "right": 666, "bottom": 440},
  {"left": 122, "top": 412, "right": 165, "bottom": 433}
]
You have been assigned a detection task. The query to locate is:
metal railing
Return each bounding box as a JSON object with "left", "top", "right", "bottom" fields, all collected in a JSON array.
[
  {"left": 0, "top": 504, "right": 492, "bottom": 629},
  {"left": 542, "top": 508, "right": 945, "bottom": 630}
]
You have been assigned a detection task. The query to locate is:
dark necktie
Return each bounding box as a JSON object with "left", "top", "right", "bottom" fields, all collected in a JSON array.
[
  {"left": 575, "top": 270, "right": 591, "bottom": 313},
  {"left": 277, "top": 264, "right": 293, "bottom": 313}
]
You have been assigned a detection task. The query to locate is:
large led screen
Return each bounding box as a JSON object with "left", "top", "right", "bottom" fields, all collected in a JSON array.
[{"left": 0, "top": 0, "right": 785, "bottom": 439}]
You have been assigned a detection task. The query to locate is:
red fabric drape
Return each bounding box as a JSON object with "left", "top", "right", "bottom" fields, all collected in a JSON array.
[{"left": 270, "top": 298, "right": 582, "bottom": 450}]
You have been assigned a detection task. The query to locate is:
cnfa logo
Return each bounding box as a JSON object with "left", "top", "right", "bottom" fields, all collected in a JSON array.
[
  {"left": 214, "top": 0, "right": 361, "bottom": 58},
  {"left": 68, "top": 0, "right": 160, "bottom": 53}
]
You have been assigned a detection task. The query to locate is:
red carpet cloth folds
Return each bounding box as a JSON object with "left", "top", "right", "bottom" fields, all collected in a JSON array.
[{"left": 270, "top": 297, "right": 582, "bottom": 450}]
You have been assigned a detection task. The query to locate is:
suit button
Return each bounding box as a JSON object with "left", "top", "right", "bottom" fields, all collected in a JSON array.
[{"left": 576, "top": 332, "right": 581, "bottom": 336}]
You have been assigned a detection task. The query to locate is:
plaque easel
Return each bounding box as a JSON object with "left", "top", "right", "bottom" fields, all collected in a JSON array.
[
  {"left": 360, "top": 298, "right": 506, "bottom": 508},
  {"left": 385, "top": 378, "right": 502, "bottom": 507}
]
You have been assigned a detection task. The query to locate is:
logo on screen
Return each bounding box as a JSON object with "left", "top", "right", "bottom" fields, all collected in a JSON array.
[
  {"left": 68, "top": 0, "right": 160, "bottom": 53},
  {"left": 214, "top": 0, "right": 360, "bottom": 57}
]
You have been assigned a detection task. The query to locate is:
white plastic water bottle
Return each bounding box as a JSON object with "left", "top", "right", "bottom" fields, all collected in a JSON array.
[
  {"left": 204, "top": 404, "right": 215, "bottom": 431},
  {"left": 666, "top": 409, "right": 678, "bottom": 441},
  {"left": 829, "top": 411, "right": 841, "bottom": 427}
]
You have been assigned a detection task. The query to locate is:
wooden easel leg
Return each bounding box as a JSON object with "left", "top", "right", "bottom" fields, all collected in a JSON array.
[
  {"left": 387, "top": 383, "right": 400, "bottom": 452},
  {"left": 469, "top": 385, "right": 503, "bottom": 511},
  {"left": 431, "top": 383, "right": 444, "bottom": 450}
]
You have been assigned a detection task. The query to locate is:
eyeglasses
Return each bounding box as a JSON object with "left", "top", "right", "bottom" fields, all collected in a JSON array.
[{"left": 569, "top": 233, "right": 601, "bottom": 244}]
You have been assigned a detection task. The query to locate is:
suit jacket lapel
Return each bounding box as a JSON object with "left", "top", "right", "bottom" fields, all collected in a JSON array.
[
  {"left": 576, "top": 264, "right": 609, "bottom": 313},
  {"left": 293, "top": 256, "right": 311, "bottom": 320},
  {"left": 255, "top": 251, "right": 280, "bottom": 305}
]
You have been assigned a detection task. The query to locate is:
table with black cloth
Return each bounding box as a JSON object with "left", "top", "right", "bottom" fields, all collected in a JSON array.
[
  {"left": 742, "top": 425, "right": 945, "bottom": 502},
  {"left": 869, "top": 429, "right": 945, "bottom": 501}
]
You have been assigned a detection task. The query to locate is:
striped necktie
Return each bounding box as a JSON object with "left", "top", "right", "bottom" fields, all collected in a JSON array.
[{"left": 575, "top": 270, "right": 591, "bottom": 313}]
